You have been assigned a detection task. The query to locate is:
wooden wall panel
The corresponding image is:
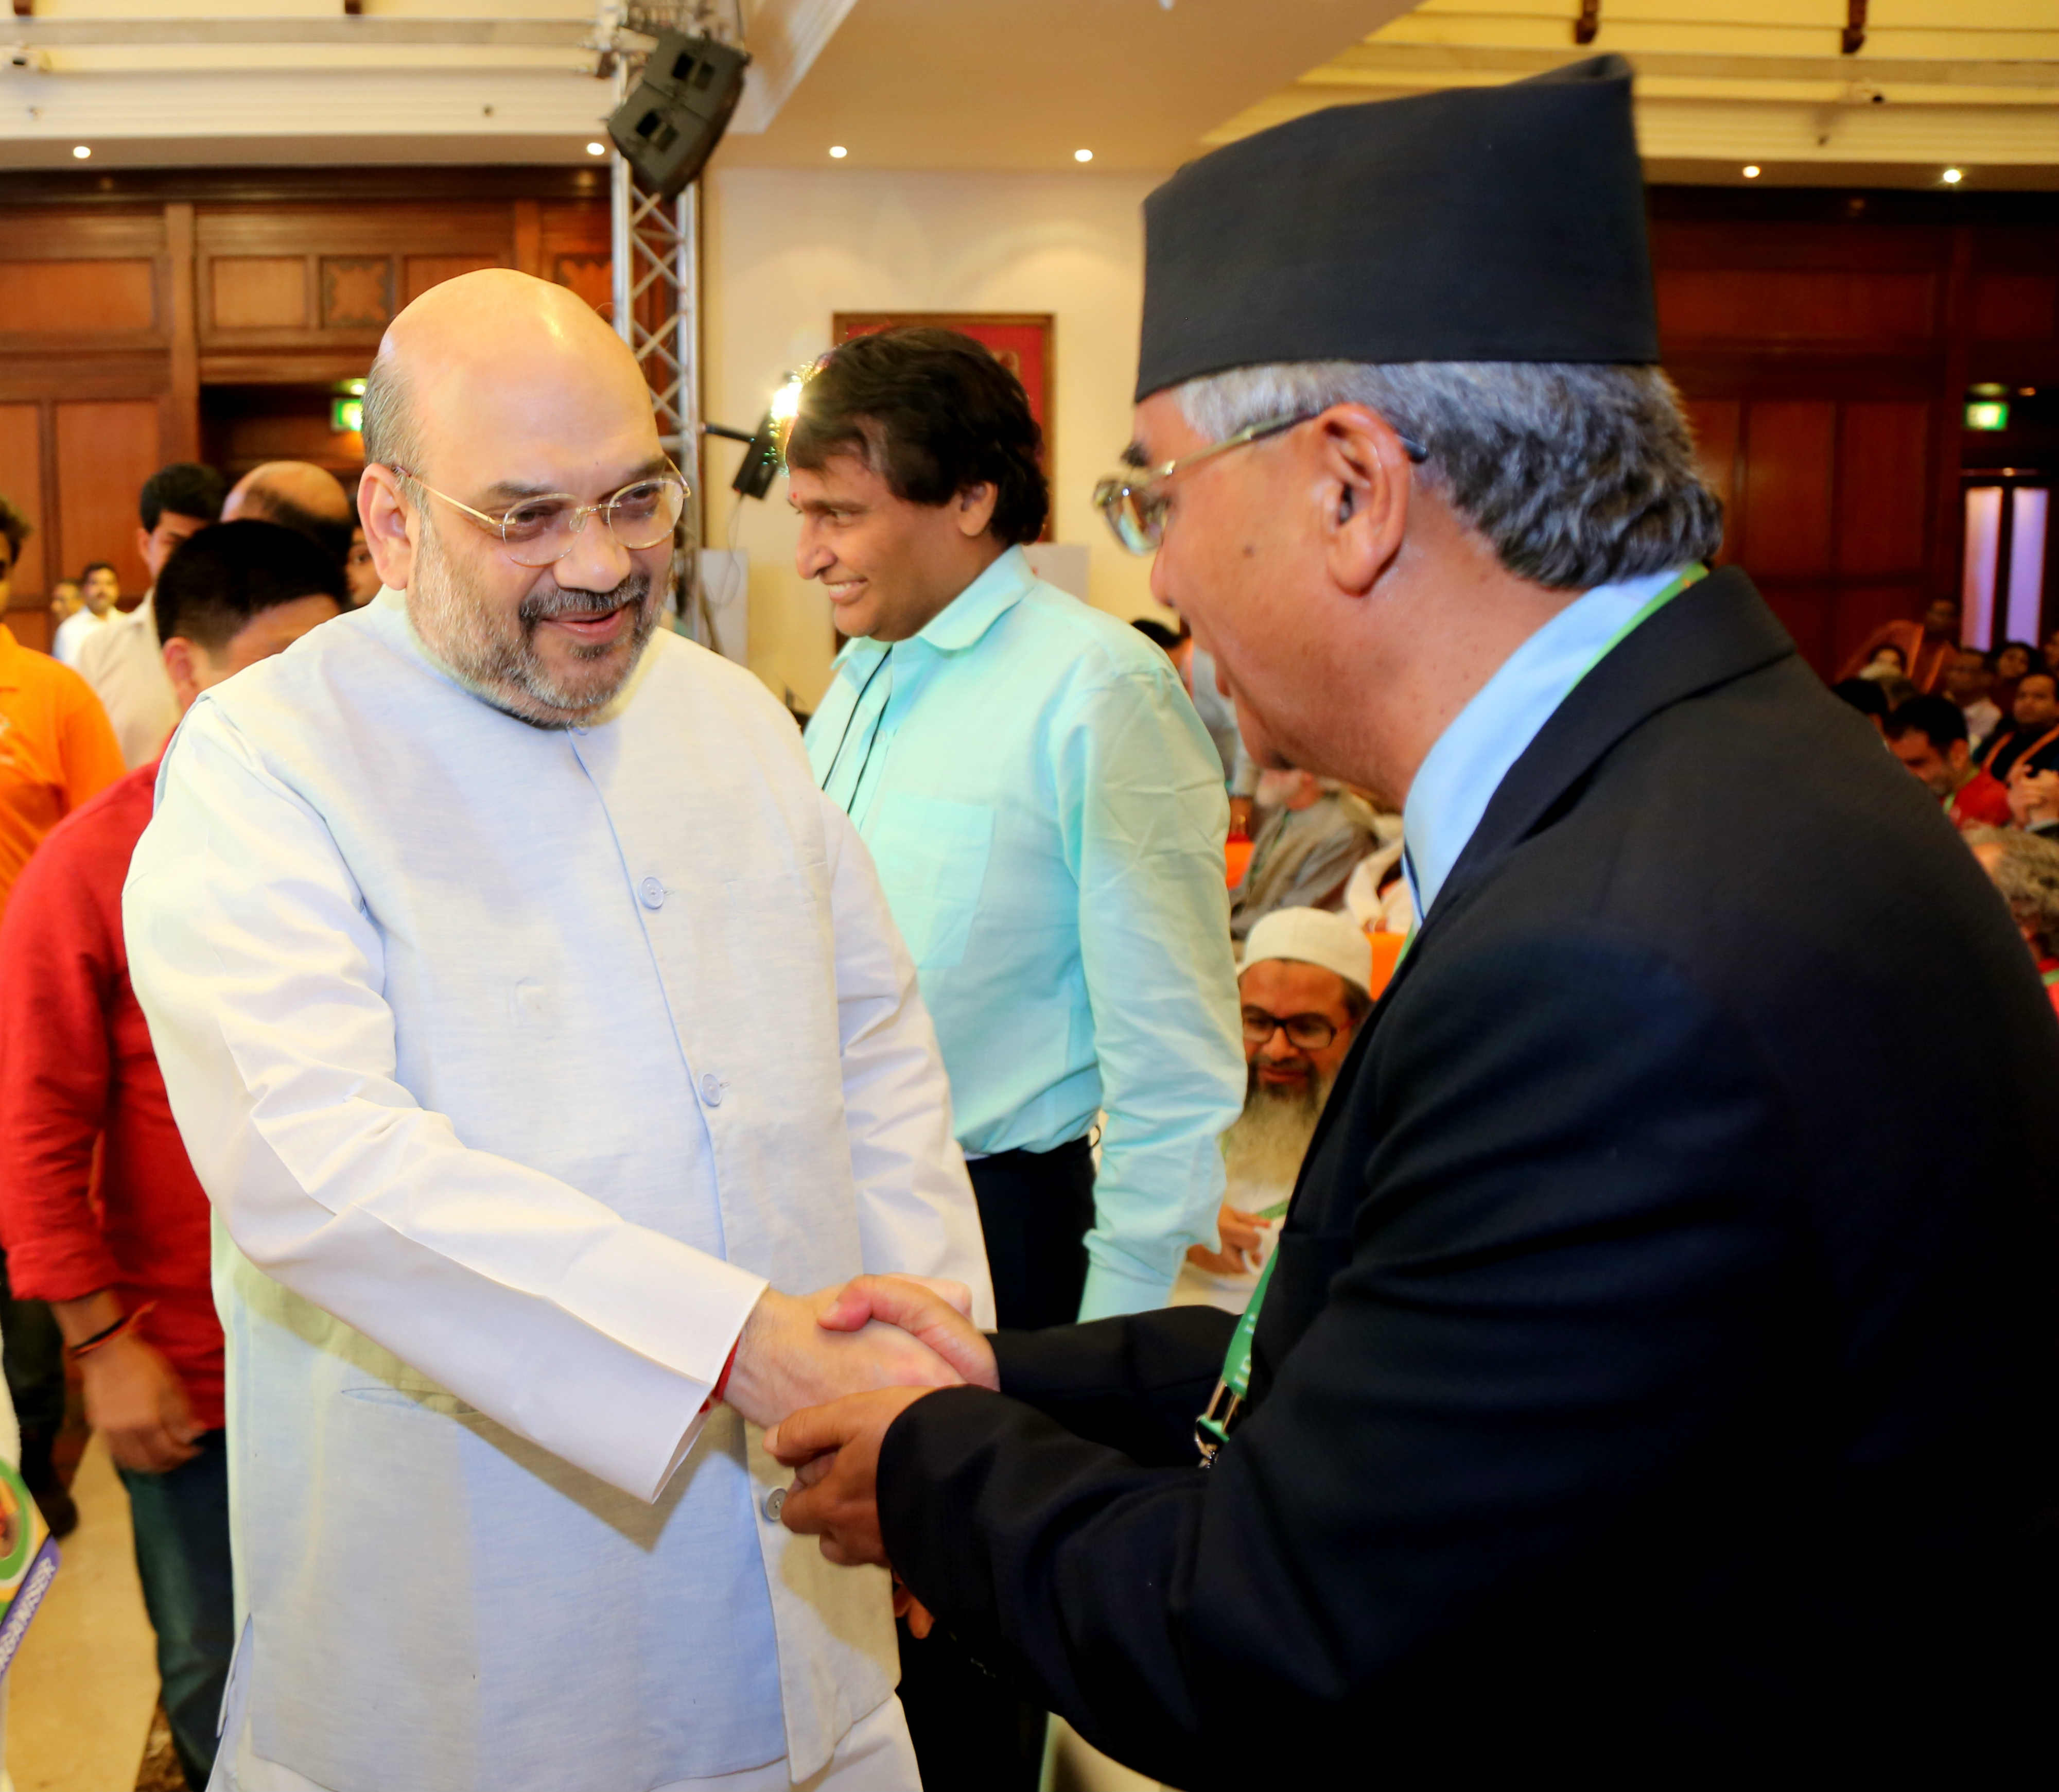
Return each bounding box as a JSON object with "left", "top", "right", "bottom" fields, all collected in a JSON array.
[
  {"left": 1757, "top": 583, "right": 1836, "bottom": 677},
  {"left": 1681, "top": 396, "right": 1740, "bottom": 562},
  {"left": 1656, "top": 270, "right": 1935, "bottom": 343},
  {"left": 55, "top": 400, "right": 160, "bottom": 595},
  {"left": 404, "top": 254, "right": 502, "bottom": 304},
  {"left": 0, "top": 260, "right": 155, "bottom": 334},
  {"left": 212, "top": 256, "right": 308, "bottom": 330},
  {"left": 1837, "top": 402, "right": 1930, "bottom": 577},
  {"left": 1739, "top": 402, "right": 1836, "bottom": 577},
  {"left": 0, "top": 403, "right": 46, "bottom": 599},
  {"left": 1972, "top": 274, "right": 2058, "bottom": 341}
]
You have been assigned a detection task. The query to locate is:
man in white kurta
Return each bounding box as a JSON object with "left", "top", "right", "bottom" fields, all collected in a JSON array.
[{"left": 124, "top": 271, "right": 991, "bottom": 1792}]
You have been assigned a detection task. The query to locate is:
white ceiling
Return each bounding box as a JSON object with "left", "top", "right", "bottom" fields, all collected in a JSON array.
[{"left": 0, "top": 2, "right": 2052, "bottom": 187}]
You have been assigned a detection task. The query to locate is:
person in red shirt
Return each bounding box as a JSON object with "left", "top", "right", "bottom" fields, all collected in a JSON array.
[
  {"left": 0, "top": 489, "right": 127, "bottom": 1544},
  {"left": 0, "top": 520, "right": 342, "bottom": 1790},
  {"left": 1883, "top": 695, "right": 2013, "bottom": 830}
]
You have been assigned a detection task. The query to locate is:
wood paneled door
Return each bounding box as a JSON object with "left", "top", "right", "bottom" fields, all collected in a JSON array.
[{"left": 0, "top": 168, "right": 613, "bottom": 646}]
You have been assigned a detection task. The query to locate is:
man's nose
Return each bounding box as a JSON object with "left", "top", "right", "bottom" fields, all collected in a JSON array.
[
  {"left": 796, "top": 527, "right": 834, "bottom": 580},
  {"left": 557, "top": 511, "right": 635, "bottom": 592}
]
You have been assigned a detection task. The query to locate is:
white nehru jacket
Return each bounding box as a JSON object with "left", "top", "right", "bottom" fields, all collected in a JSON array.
[{"left": 124, "top": 592, "right": 990, "bottom": 1792}]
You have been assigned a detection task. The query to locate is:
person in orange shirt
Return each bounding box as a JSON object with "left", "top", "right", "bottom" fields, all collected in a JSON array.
[
  {"left": 0, "top": 495, "right": 127, "bottom": 921},
  {"left": 0, "top": 489, "right": 126, "bottom": 1540}
]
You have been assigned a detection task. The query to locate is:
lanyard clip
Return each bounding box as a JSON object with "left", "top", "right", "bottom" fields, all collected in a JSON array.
[{"left": 1194, "top": 1378, "right": 1243, "bottom": 1467}]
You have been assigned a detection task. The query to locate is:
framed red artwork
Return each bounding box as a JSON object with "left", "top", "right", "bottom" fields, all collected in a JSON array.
[{"left": 831, "top": 311, "right": 1055, "bottom": 502}]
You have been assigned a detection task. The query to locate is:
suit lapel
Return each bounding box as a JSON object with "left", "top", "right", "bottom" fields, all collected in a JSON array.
[{"left": 1289, "top": 570, "right": 1799, "bottom": 1207}]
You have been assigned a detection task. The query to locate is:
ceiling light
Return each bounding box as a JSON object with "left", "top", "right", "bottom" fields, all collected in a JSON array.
[
  {"left": 585, "top": 141, "right": 607, "bottom": 157},
  {"left": 71, "top": 144, "right": 90, "bottom": 160},
  {"left": 829, "top": 145, "right": 848, "bottom": 159},
  {"left": 1074, "top": 149, "right": 1094, "bottom": 163},
  {"left": 1942, "top": 167, "right": 1963, "bottom": 184},
  {"left": 1742, "top": 164, "right": 1760, "bottom": 179}
]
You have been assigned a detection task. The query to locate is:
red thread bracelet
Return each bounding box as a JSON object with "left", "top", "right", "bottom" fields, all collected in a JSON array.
[
  {"left": 702, "top": 1334, "right": 741, "bottom": 1414},
  {"left": 67, "top": 1300, "right": 157, "bottom": 1364}
]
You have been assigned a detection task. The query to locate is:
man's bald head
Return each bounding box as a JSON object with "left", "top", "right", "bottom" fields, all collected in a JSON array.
[
  {"left": 222, "top": 462, "right": 354, "bottom": 562},
  {"left": 362, "top": 269, "right": 652, "bottom": 482},
  {"left": 354, "top": 269, "right": 677, "bottom": 730}
]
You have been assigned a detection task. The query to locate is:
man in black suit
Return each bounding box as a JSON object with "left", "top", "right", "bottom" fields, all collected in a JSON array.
[{"left": 771, "top": 58, "right": 2055, "bottom": 1784}]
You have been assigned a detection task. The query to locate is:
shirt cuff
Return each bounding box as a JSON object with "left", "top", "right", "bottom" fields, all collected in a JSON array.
[
  {"left": 650, "top": 1274, "right": 765, "bottom": 1497},
  {"left": 1077, "top": 1258, "right": 1175, "bottom": 1322}
]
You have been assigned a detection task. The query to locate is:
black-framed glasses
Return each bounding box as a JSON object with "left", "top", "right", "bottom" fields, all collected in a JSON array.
[
  {"left": 1094, "top": 412, "right": 1427, "bottom": 555},
  {"left": 1241, "top": 1006, "right": 1340, "bottom": 1052},
  {"left": 391, "top": 464, "right": 689, "bottom": 569}
]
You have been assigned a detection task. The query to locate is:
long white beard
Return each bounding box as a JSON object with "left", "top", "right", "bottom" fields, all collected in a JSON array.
[{"left": 1220, "top": 1065, "right": 1329, "bottom": 1208}]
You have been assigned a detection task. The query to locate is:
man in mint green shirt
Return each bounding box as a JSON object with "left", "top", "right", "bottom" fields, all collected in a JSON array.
[
  {"left": 794, "top": 323, "right": 1243, "bottom": 1792},
  {"left": 794, "top": 329, "right": 1242, "bottom": 1332}
]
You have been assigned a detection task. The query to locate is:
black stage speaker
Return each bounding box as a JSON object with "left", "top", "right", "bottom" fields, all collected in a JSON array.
[{"left": 606, "top": 30, "right": 751, "bottom": 199}]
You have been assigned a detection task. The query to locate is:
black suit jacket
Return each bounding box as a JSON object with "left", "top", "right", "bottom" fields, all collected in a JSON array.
[{"left": 878, "top": 570, "right": 2057, "bottom": 1784}]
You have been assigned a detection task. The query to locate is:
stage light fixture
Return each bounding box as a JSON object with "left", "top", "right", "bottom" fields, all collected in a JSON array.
[
  {"left": 1942, "top": 167, "right": 1964, "bottom": 184},
  {"left": 708, "top": 370, "right": 808, "bottom": 502},
  {"left": 605, "top": 29, "right": 751, "bottom": 201},
  {"left": 1741, "top": 165, "right": 1760, "bottom": 179},
  {"left": 829, "top": 145, "right": 848, "bottom": 160},
  {"left": 71, "top": 145, "right": 90, "bottom": 160}
]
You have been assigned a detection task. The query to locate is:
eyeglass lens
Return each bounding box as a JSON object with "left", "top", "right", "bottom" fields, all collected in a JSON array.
[
  {"left": 1241, "top": 1008, "right": 1337, "bottom": 1050},
  {"left": 497, "top": 478, "right": 687, "bottom": 568}
]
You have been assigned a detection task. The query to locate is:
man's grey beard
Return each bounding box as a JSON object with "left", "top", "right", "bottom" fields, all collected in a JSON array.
[
  {"left": 1220, "top": 1062, "right": 1330, "bottom": 1204},
  {"left": 407, "top": 517, "right": 658, "bottom": 729}
]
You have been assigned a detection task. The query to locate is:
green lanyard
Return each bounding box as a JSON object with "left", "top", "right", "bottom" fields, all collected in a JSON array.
[{"left": 1194, "top": 562, "right": 1707, "bottom": 1466}]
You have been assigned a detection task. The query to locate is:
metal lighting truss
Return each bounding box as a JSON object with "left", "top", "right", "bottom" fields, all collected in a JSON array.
[{"left": 601, "top": 3, "right": 739, "bottom": 642}]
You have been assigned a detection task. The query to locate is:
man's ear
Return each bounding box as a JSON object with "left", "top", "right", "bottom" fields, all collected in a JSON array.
[
  {"left": 1313, "top": 406, "right": 1411, "bottom": 601},
  {"left": 357, "top": 464, "right": 418, "bottom": 591},
  {"left": 1949, "top": 739, "right": 1971, "bottom": 773},
  {"left": 161, "top": 636, "right": 204, "bottom": 714},
  {"left": 135, "top": 525, "right": 154, "bottom": 570},
  {"left": 954, "top": 481, "right": 999, "bottom": 539}
]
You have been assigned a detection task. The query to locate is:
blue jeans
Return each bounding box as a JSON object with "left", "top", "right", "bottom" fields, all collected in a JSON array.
[{"left": 119, "top": 1430, "right": 234, "bottom": 1790}]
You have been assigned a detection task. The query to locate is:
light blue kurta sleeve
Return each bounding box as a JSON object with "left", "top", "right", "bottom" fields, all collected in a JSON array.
[{"left": 1054, "top": 667, "right": 1246, "bottom": 1318}]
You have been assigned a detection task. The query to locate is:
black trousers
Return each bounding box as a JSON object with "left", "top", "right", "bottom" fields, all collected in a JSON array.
[{"left": 897, "top": 1136, "right": 1096, "bottom": 1791}]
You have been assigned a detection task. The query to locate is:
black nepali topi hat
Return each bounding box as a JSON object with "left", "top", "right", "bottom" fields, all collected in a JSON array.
[{"left": 1135, "top": 55, "right": 1659, "bottom": 402}]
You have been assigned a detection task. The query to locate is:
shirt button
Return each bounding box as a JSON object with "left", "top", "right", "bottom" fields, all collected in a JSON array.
[
  {"left": 700, "top": 1072, "right": 724, "bottom": 1107},
  {"left": 763, "top": 1486, "right": 786, "bottom": 1522},
  {"left": 639, "top": 876, "right": 665, "bottom": 910}
]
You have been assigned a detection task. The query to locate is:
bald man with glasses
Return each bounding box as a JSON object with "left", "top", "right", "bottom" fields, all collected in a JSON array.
[{"left": 124, "top": 270, "right": 992, "bottom": 1792}]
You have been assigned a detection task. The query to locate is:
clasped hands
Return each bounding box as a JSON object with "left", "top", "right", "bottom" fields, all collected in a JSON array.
[{"left": 725, "top": 1275, "right": 997, "bottom": 1626}]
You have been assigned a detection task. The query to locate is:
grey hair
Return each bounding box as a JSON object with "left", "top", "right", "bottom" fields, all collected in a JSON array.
[
  {"left": 1177, "top": 361, "right": 1724, "bottom": 591},
  {"left": 1964, "top": 826, "right": 2059, "bottom": 959},
  {"left": 360, "top": 344, "right": 422, "bottom": 473}
]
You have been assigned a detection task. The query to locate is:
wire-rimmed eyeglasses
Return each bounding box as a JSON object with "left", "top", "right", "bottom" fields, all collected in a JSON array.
[
  {"left": 1093, "top": 413, "right": 1426, "bottom": 556},
  {"left": 390, "top": 464, "right": 689, "bottom": 569}
]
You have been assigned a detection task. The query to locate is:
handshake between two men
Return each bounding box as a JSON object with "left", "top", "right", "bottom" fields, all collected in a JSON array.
[{"left": 729, "top": 1275, "right": 998, "bottom": 1624}]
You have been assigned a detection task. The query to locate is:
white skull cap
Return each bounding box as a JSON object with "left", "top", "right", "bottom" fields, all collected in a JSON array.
[{"left": 1239, "top": 907, "right": 1373, "bottom": 997}]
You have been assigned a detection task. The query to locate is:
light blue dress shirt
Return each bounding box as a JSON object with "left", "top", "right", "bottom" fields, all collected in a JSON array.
[
  {"left": 1404, "top": 566, "right": 1694, "bottom": 918},
  {"left": 806, "top": 546, "right": 1246, "bottom": 1318}
]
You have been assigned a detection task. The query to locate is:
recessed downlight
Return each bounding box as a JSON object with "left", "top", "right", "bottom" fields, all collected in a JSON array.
[
  {"left": 1942, "top": 167, "right": 1964, "bottom": 184},
  {"left": 585, "top": 140, "right": 607, "bottom": 157},
  {"left": 829, "top": 145, "right": 848, "bottom": 160},
  {"left": 1074, "top": 148, "right": 1094, "bottom": 163},
  {"left": 71, "top": 144, "right": 91, "bottom": 160},
  {"left": 1741, "top": 164, "right": 1760, "bottom": 179}
]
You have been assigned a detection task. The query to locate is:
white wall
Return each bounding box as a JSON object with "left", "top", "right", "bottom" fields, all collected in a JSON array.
[{"left": 701, "top": 164, "right": 1174, "bottom": 708}]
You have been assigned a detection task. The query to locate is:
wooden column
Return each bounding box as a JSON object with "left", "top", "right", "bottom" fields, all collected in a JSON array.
[{"left": 164, "top": 200, "right": 200, "bottom": 461}]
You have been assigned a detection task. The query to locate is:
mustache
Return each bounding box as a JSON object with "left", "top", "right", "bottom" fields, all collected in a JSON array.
[{"left": 519, "top": 572, "right": 651, "bottom": 625}]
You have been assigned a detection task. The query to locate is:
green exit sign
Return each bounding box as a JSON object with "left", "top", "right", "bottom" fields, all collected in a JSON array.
[
  {"left": 1965, "top": 399, "right": 2009, "bottom": 431},
  {"left": 331, "top": 396, "right": 364, "bottom": 433}
]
